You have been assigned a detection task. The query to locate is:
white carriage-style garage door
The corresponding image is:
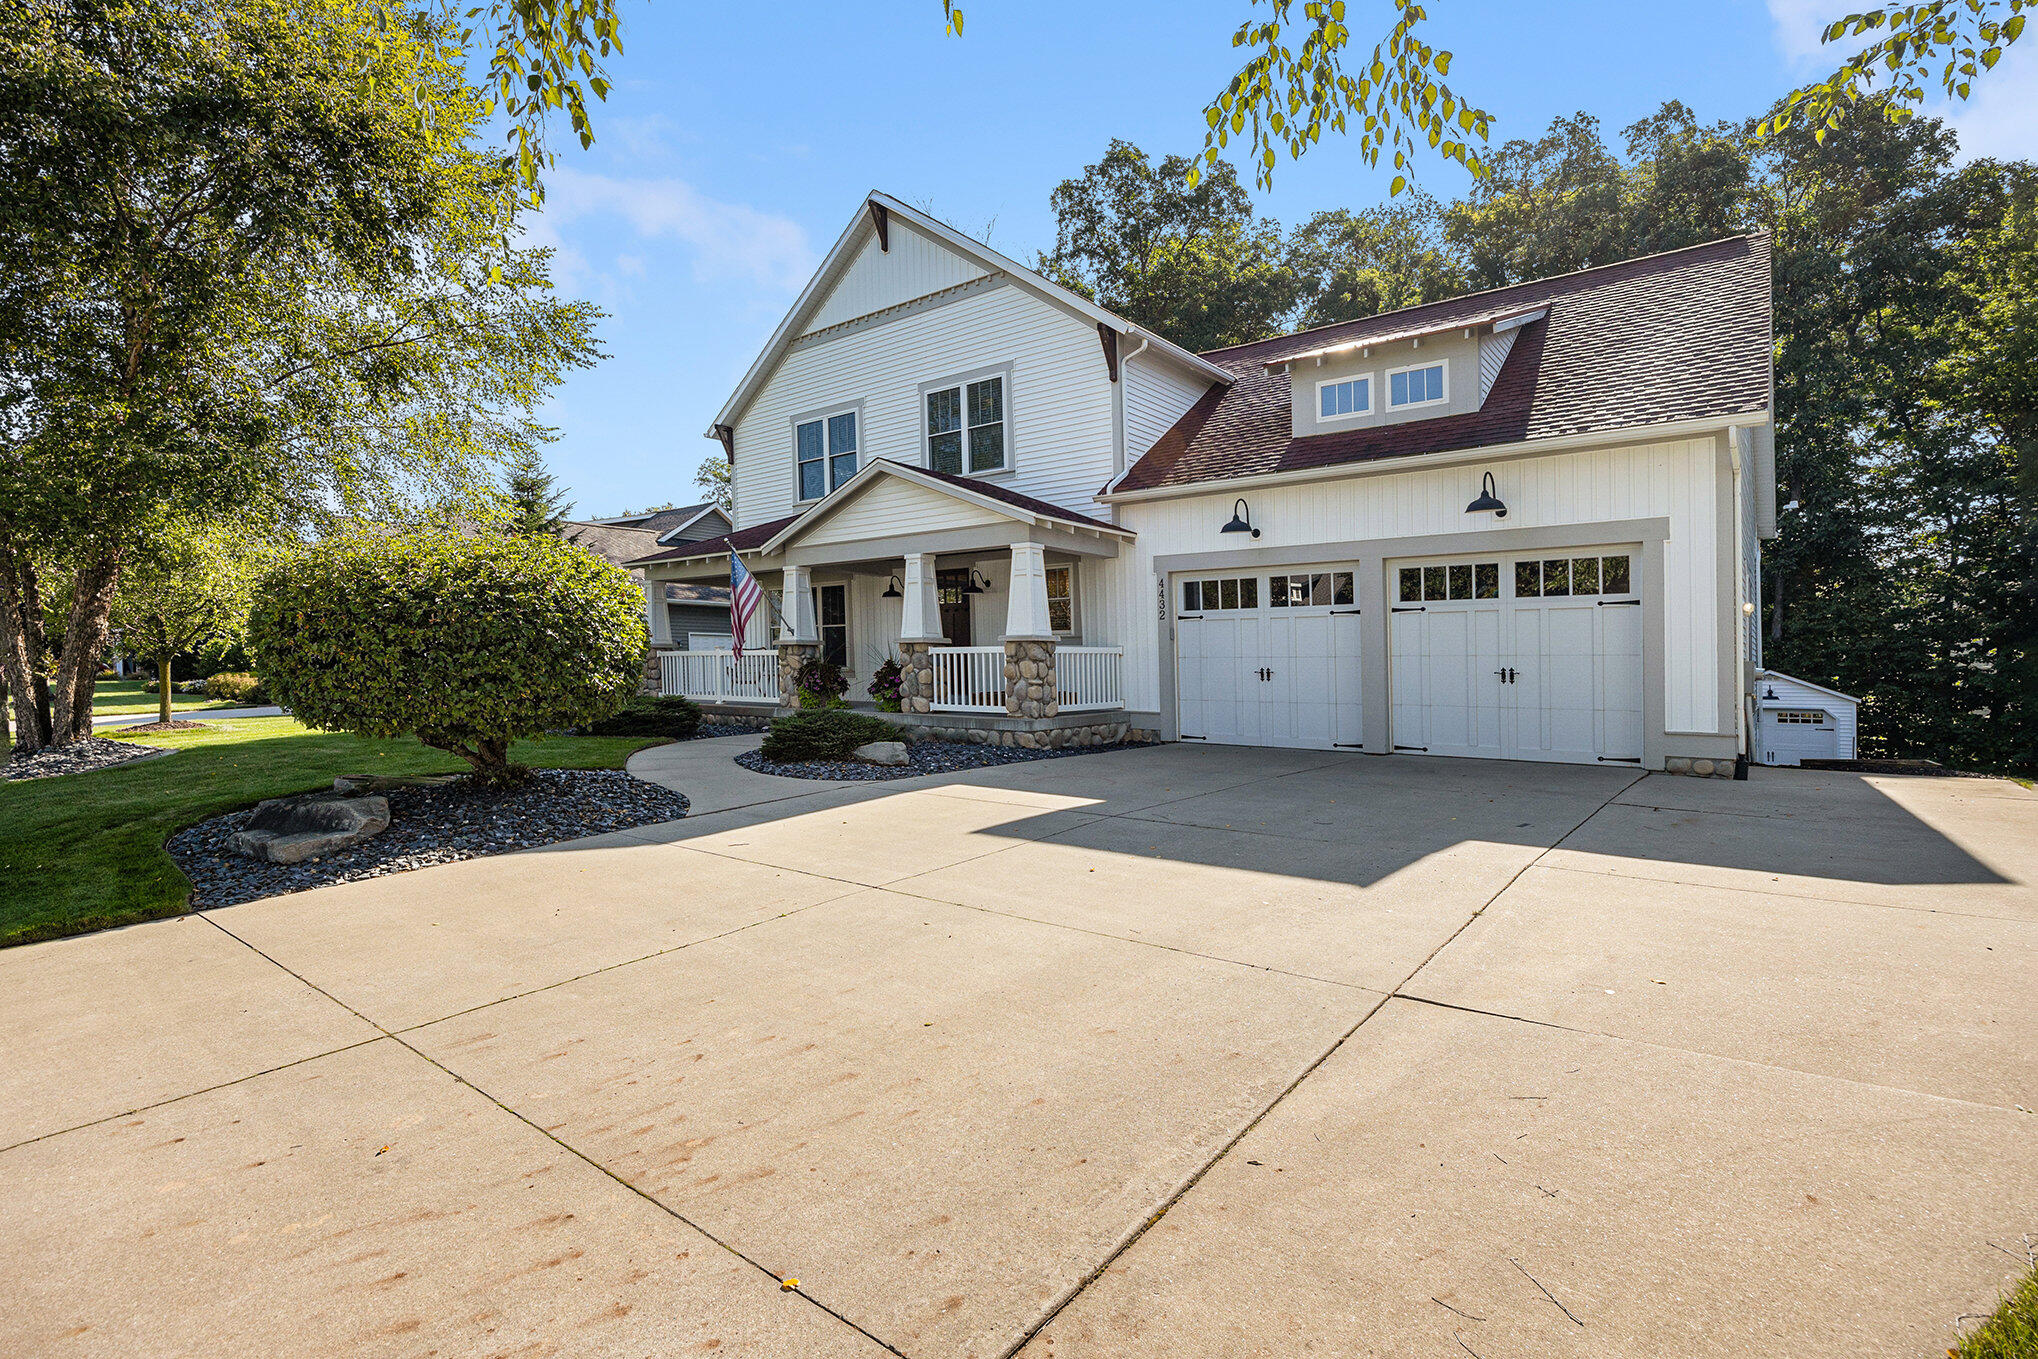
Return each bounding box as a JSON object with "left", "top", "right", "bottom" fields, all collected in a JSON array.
[
  {"left": 1388, "top": 548, "right": 1643, "bottom": 766},
  {"left": 1174, "top": 568, "right": 1364, "bottom": 750}
]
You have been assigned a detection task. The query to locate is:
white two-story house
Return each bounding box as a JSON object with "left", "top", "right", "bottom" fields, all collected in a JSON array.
[{"left": 632, "top": 192, "right": 1781, "bottom": 774}]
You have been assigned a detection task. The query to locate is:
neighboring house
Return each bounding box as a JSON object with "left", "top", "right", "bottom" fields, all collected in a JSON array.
[
  {"left": 631, "top": 191, "right": 1792, "bottom": 774},
  {"left": 564, "top": 503, "right": 735, "bottom": 648}
]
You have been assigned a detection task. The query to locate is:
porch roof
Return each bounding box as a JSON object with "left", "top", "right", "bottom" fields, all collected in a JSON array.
[{"left": 757, "top": 459, "right": 1132, "bottom": 555}]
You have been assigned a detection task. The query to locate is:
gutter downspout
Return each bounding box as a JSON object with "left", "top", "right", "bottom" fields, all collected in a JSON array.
[{"left": 1729, "top": 425, "right": 1754, "bottom": 779}]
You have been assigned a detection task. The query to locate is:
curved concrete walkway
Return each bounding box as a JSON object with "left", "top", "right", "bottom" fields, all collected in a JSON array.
[
  {"left": 93, "top": 704, "right": 286, "bottom": 729},
  {"left": 625, "top": 730, "right": 858, "bottom": 816}
]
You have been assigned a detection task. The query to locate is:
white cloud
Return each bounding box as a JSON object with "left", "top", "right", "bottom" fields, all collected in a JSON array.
[
  {"left": 1936, "top": 38, "right": 2038, "bottom": 162},
  {"left": 1765, "top": 0, "right": 1832, "bottom": 65},
  {"left": 536, "top": 168, "right": 816, "bottom": 292}
]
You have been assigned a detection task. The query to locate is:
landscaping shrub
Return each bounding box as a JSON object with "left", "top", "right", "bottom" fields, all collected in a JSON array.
[
  {"left": 760, "top": 709, "right": 901, "bottom": 763},
  {"left": 249, "top": 532, "right": 647, "bottom": 782},
  {"left": 203, "top": 672, "right": 268, "bottom": 704},
  {"left": 581, "top": 694, "right": 703, "bottom": 739}
]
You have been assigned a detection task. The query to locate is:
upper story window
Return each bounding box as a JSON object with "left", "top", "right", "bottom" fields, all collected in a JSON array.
[
  {"left": 1388, "top": 360, "right": 1447, "bottom": 409},
  {"left": 927, "top": 375, "right": 1006, "bottom": 475},
  {"left": 1317, "top": 376, "right": 1371, "bottom": 421},
  {"left": 797, "top": 409, "right": 858, "bottom": 501}
]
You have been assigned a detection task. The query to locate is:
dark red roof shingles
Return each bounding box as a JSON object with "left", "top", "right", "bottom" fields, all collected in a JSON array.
[{"left": 1118, "top": 234, "right": 1771, "bottom": 494}]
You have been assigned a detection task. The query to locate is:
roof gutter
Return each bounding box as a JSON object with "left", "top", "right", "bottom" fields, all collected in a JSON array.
[{"left": 1101, "top": 411, "right": 1771, "bottom": 506}]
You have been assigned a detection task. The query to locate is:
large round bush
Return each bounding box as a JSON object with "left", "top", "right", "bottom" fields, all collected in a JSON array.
[{"left": 249, "top": 532, "right": 648, "bottom": 780}]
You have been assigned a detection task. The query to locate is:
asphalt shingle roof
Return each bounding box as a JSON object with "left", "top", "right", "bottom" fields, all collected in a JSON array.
[
  {"left": 626, "top": 514, "right": 802, "bottom": 567},
  {"left": 1117, "top": 234, "right": 1771, "bottom": 494}
]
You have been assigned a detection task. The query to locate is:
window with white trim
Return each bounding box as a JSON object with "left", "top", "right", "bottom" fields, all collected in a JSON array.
[
  {"left": 926, "top": 375, "right": 1006, "bottom": 475},
  {"left": 1388, "top": 360, "right": 1447, "bottom": 409},
  {"left": 796, "top": 410, "right": 858, "bottom": 500},
  {"left": 1046, "top": 564, "right": 1074, "bottom": 634},
  {"left": 1317, "top": 376, "right": 1371, "bottom": 420},
  {"left": 1772, "top": 710, "right": 1827, "bottom": 725}
]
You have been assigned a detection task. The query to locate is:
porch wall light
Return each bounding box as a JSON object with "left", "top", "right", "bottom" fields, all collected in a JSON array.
[
  {"left": 1465, "top": 472, "right": 1507, "bottom": 518},
  {"left": 881, "top": 575, "right": 902, "bottom": 598},
  {"left": 1220, "top": 498, "right": 1261, "bottom": 538},
  {"left": 964, "top": 570, "right": 991, "bottom": 595}
]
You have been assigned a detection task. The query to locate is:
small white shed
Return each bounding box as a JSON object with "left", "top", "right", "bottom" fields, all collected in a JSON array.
[{"left": 1754, "top": 670, "right": 1859, "bottom": 766}]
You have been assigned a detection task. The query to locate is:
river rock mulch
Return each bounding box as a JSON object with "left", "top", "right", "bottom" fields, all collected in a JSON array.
[
  {"left": 169, "top": 768, "right": 691, "bottom": 907},
  {"left": 736, "top": 740, "right": 1134, "bottom": 783},
  {"left": 1, "top": 735, "right": 169, "bottom": 782}
]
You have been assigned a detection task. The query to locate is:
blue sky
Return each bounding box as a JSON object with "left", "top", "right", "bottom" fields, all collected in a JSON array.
[{"left": 525, "top": 0, "right": 2038, "bottom": 519}]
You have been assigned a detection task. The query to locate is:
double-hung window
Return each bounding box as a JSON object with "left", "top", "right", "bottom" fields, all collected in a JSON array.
[
  {"left": 1388, "top": 361, "right": 1447, "bottom": 409},
  {"left": 797, "top": 409, "right": 859, "bottom": 501},
  {"left": 814, "top": 584, "right": 847, "bottom": 668},
  {"left": 926, "top": 374, "right": 1006, "bottom": 475},
  {"left": 1317, "top": 376, "right": 1370, "bottom": 420},
  {"left": 1045, "top": 564, "right": 1074, "bottom": 634}
]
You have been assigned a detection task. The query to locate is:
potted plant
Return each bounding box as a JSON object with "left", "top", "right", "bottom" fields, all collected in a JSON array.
[
  {"left": 793, "top": 656, "right": 849, "bottom": 709},
  {"left": 868, "top": 655, "right": 904, "bottom": 713}
]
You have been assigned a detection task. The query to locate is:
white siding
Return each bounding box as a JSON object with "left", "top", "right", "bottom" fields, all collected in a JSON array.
[
  {"left": 798, "top": 476, "right": 1009, "bottom": 547},
  {"left": 1102, "top": 437, "right": 1728, "bottom": 731},
  {"left": 1124, "top": 355, "right": 1213, "bottom": 466},
  {"left": 732, "top": 282, "right": 1118, "bottom": 529},
  {"left": 1478, "top": 328, "right": 1518, "bottom": 403},
  {"left": 803, "top": 221, "right": 988, "bottom": 336}
]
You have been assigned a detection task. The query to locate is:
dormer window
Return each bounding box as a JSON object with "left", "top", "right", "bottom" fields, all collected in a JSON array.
[
  {"left": 796, "top": 408, "right": 859, "bottom": 501},
  {"left": 1317, "top": 376, "right": 1371, "bottom": 421},
  {"left": 1388, "top": 360, "right": 1447, "bottom": 409}
]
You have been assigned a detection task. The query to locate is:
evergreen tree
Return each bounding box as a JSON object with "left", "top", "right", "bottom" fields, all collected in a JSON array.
[{"left": 503, "top": 449, "right": 573, "bottom": 536}]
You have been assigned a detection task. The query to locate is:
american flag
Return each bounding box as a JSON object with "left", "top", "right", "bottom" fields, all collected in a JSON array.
[{"left": 729, "top": 552, "right": 763, "bottom": 659}]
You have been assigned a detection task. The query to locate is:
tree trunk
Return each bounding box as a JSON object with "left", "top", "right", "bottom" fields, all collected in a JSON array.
[
  {"left": 50, "top": 549, "right": 122, "bottom": 745},
  {"left": 157, "top": 654, "right": 173, "bottom": 725},
  {"left": 0, "top": 546, "right": 52, "bottom": 754}
]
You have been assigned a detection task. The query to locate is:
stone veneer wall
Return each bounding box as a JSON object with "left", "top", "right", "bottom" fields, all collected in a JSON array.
[
  {"left": 641, "top": 647, "right": 675, "bottom": 695},
  {"left": 1005, "top": 640, "right": 1056, "bottom": 719},
  {"left": 1664, "top": 754, "right": 1737, "bottom": 778},
  {"left": 905, "top": 717, "right": 1132, "bottom": 749}
]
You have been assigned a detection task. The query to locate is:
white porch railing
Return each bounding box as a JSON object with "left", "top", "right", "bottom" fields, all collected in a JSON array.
[
  {"left": 930, "top": 646, "right": 1006, "bottom": 713},
  {"left": 1056, "top": 646, "right": 1124, "bottom": 711},
  {"left": 660, "top": 649, "right": 777, "bottom": 703}
]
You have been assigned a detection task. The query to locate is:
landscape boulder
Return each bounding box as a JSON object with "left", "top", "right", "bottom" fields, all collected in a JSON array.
[
  {"left": 229, "top": 792, "right": 391, "bottom": 864},
  {"left": 850, "top": 740, "right": 911, "bottom": 766}
]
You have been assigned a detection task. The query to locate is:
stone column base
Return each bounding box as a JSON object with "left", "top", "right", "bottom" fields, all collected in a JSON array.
[
  {"left": 897, "top": 641, "right": 937, "bottom": 715},
  {"left": 1004, "top": 639, "right": 1057, "bottom": 719},
  {"left": 641, "top": 647, "right": 677, "bottom": 695},
  {"left": 777, "top": 642, "right": 818, "bottom": 709}
]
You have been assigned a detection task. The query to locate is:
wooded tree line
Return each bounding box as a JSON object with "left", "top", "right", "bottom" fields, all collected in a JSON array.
[{"left": 1041, "top": 104, "right": 2036, "bottom": 775}]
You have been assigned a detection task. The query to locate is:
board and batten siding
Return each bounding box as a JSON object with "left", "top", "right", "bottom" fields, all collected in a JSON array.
[
  {"left": 802, "top": 222, "right": 988, "bottom": 337},
  {"left": 731, "top": 282, "right": 1119, "bottom": 530},
  {"left": 1094, "top": 435, "right": 1729, "bottom": 732},
  {"left": 1123, "top": 355, "right": 1215, "bottom": 467}
]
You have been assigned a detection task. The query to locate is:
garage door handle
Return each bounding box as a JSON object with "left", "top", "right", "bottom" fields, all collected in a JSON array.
[{"left": 1597, "top": 599, "right": 1641, "bottom": 607}]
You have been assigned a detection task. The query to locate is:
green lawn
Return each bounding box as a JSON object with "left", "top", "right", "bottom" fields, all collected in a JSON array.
[
  {"left": 1956, "top": 1261, "right": 2038, "bottom": 1359},
  {"left": 89, "top": 678, "right": 241, "bottom": 719},
  {"left": 0, "top": 716, "right": 668, "bottom": 948}
]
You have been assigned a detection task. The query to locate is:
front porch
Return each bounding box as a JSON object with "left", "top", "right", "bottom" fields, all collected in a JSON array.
[{"left": 632, "top": 460, "right": 1138, "bottom": 744}]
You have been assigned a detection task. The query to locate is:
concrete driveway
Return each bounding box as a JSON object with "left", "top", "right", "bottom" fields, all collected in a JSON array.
[{"left": 5, "top": 742, "right": 2034, "bottom": 1358}]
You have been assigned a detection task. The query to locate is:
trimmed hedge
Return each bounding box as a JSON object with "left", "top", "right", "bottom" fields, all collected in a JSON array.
[
  {"left": 249, "top": 531, "right": 647, "bottom": 780},
  {"left": 581, "top": 694, "right": 703, "bottom": 739},
  {"left": 760, "top": 709, "right": 901, "bottom": 763}
]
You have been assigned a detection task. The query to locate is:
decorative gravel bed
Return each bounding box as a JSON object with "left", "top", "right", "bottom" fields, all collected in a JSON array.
[
  {"left": 168, "top": 768, "right": 691, "bottom": 907},
  {"left": 694, "top": 722, "right": 763, "bottom": 740},
  {"left": 2, "top": 735, "right": 168, "bottom": 782},
  {"left": 736, "top": 740, "right": 1135, "bottom": 782}
]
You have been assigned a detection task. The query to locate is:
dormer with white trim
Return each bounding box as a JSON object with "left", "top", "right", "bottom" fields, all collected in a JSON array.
[{"left": 1271, "top": 306, "right": 1546, "bottom": 440}]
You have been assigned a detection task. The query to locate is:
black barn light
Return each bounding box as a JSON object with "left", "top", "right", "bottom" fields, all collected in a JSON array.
[
  {"left": 1221, "top": 498, "right": 1261, "bottom": 538},
  {"left": 1465, "top": 472, "right": 1508, "bottom": 518},
  {"left": 881, "top": 575, "right": 902, "bottom": 598},
  {"left": 964, "top": 569, "right": 990, "bottom": 594}
]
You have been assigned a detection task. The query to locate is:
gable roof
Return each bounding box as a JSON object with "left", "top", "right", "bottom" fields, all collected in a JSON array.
[
  {"left": 624, "top": 513, "right": 802, "bottom": 568},
  {"left": 585, "top": 502, "right": 721, "bottom": 535},
  {"left": 708, "top": 192, "right": 1232, "bottom": 440},
  {"left": 759, "top": 458, "right": 1131, "bottom": 554},
  {"left": 1112, "top": 233, "right": 1772, "bottom": 496}
]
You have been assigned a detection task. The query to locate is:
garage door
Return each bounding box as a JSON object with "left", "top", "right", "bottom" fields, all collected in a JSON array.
[
  {"left": 1175, "top": 568, "right": 1363, "bottom": 750},
  {"left": 1388, "top": 549, "right": 1643, "bottom": 766}
]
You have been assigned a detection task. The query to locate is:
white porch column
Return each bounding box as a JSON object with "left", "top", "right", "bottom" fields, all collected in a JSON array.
[
  {"left": 898, "top": 551, "right": 945, "bottom": 643},
  {"left": 778, "top": 564, "right": 817, "bottom": 644},
  {"left": 642, "top": 578, "right": 673, "bottom": 646},
  {"left": 1004, "top": 542, "right": 1055, "bottom": 641}
]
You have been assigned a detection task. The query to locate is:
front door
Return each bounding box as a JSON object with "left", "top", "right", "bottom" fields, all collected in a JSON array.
[{"left": 938, "top": 569, "right": 973, "bottom": 645}]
